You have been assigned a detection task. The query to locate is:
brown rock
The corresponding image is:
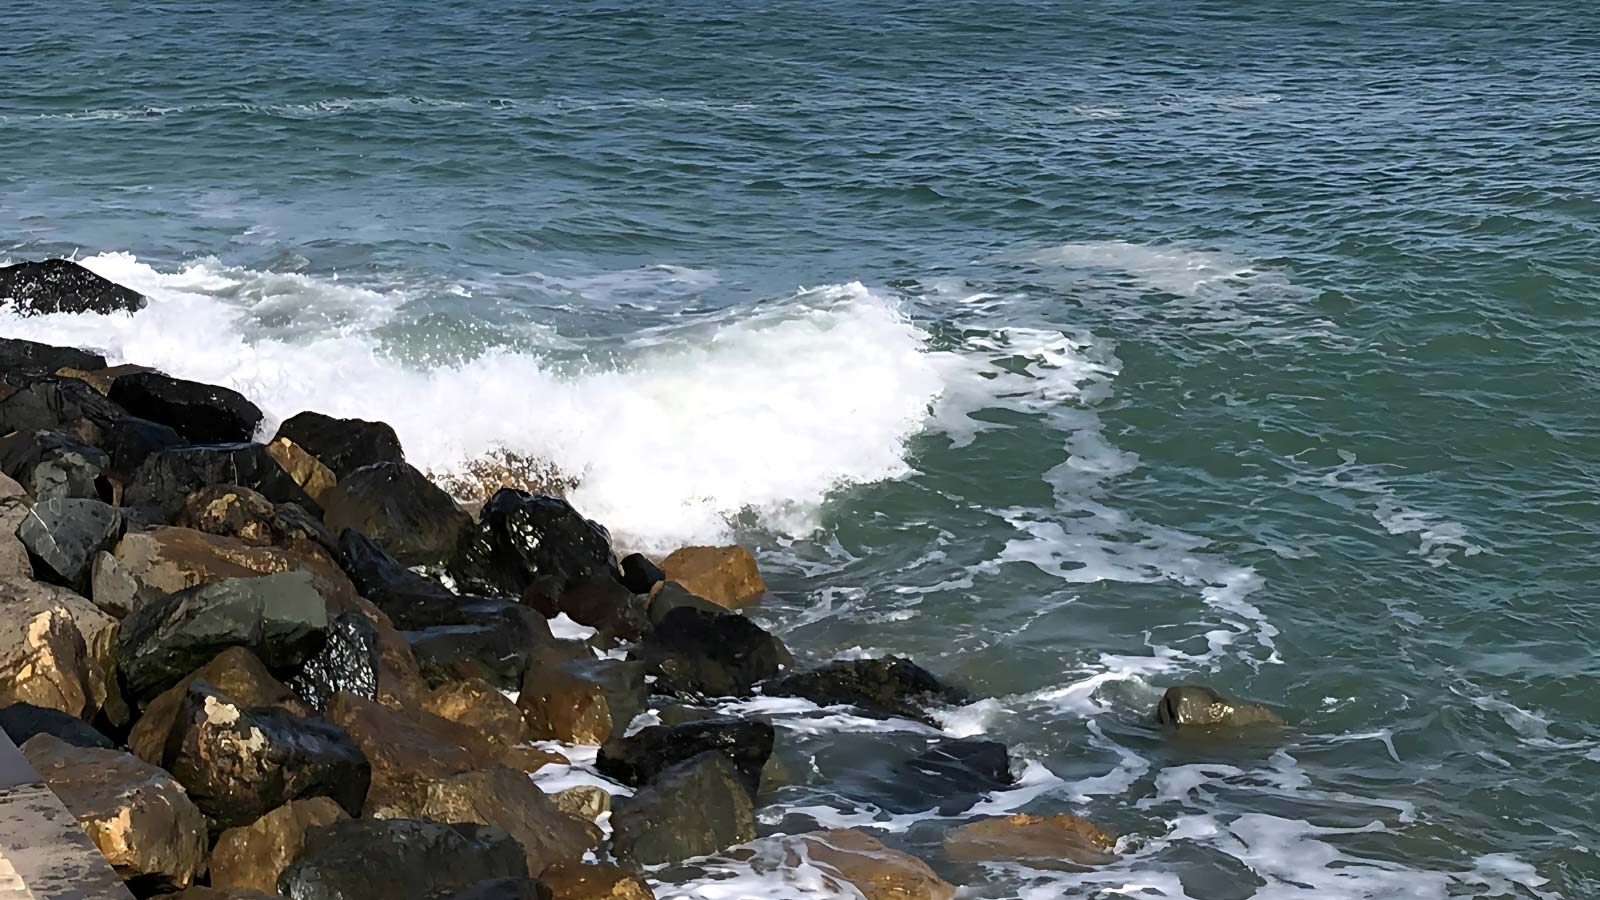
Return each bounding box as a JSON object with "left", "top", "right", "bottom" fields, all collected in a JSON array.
[
  {"left": 55, "top": 364, "right": 156, "bottom": 395},
  {"left": 0, "top": 472, "right": 33, "bottom": 578},
  {"left": 540, "top": 862, "right": 654, "bottom": 900},
  {"left": 112, "top": 525, "right": 360, "bottom": 610},
  {"left": 324, "top": 691, "right": 499, "bottom": 814},
  {"left": 517, "top": 654, "right": 645, "bottom": 745},
  {"left": 266, "top": 437, "right": 337, "bottom": 505},
  {"left": 0, "top": 576, "right": 119, "bottom": 720},
  {"left": 175, "top": 483, "right": 330, "bottom": 551},
  {"left": 785, "top": 830, "right": 954, "bottom": 900},
  {"left": 553, "top": 785, "right": 610, "bottom": 823},
  {"left": 127, "top": 646, "right": 312, "bottom": 765},
  {"left": 943, "top": 813, "right": 1116, "bottom": 869},
  {"left": 1155, "top": 685, "right": 1285, "bottom": 729},
  {"left": 498, "top": 744, "right": 570, "bottom": 774},
  {"left": 170, "top": 888, "right": 281, "bottom": 900},
  {"left": 22, "top": 733, "right": 208, "bottom": 892},
  {"left": 424, "top": 677, "right": 530, "bottom": 749},
  {"left": 211, "top": 797, "right": 349, "bottom": 893},
  {"left": 658, "top": 546, "right": 766, "bottom": 610}
]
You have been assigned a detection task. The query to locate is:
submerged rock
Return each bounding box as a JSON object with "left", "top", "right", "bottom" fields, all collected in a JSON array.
[
  {"left": 0, "top": 429, "right": 109, "bottom": 500},
  {"left": 451, "top": 489, "right": 618, "bottom": 597},
  {"left": 274, "top": 411, "right": 405, "bottom": 480},
  {"left": 765, "top": 656, "right": 963, "bottom": 723},
  {"left": 322, "top": 461, "right": 470, "bottom": 567},
  {"left": 633, "top": 606, "right": 790, "bottom": 698},
  {"left": 597, "top": 717, "right": 773, "bottom": 798},
  {"left": 277, "top": 817, "right": 527, "bottom": 900},
  {"left": 211, "top": 797, "right": 350, "bottom": 894},
  {"left": 610, "top": 752, "right": 756, "bottom": 869},
  {"left": 108, "top": 371, "right": 263, "bottom": 444},
  {"left": 903, "top": 738, "right": 1015, "bottom": 794},
  {"left": 944, "top": 813, "right": 1117, "bottom": 869},
  {"left": 0, "top": 259, "right": 146, "bottom": 316},
  {"left": 1154, "top": 684, "right": 1285, "bottom": 729},
  {"left": 659, "top": 545, "right": 766, "bottom": 609},
  {"left": 781, "top": 829, "right": 954, "bottom": 900}
]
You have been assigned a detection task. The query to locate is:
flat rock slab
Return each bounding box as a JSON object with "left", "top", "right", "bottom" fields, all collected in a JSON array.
[{"left": 0, "top": 729, "right": 136, "bottom": 900}]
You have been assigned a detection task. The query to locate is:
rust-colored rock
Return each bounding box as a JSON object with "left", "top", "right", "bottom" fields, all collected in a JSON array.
[
  {"left": 265, "top": 437, "right": 337, "bottom": 505},
  {"left": 540, "top": 862, "right": 654, "bottom": 900},
  {"left": 175, "top": 483, "right": 331, "bottom": 552},
  {"left": 517, "top": 654, "right": 645, "bottom": 745},
  {"left": 658, "top": 546, "right": 766, "bottom": 610},
  {"left": 785, "top": 830, "right": 954, "bottom": 900},
  {"left": 424, "top": 677, "right": 530, "bottom": 749},
  {"left": 127, "top": 646, "right": 312, "bottom": 764},
  {"left": 943, "top": 813, "right": 1116, "bottom": 869},
  {"left": 112, "top": 525, "right": 359, "bottom": 609},
  {"left": 553, "top": 785, "right": 610, "bottom": 823},
  {"left": 498, "top": 744, "right": 570, "bottom": 775},
  {"left": 324, "top": 691, "right": 499, "bottom": 814},
  {"left": 211, "top": 797, "right": 349, "bottom": 893},
  {"left": 55, "top": 363, "right": 157, "bottom": 396},
  {"left": 0, "top": 575, "right": 119, "bottom": 720}
]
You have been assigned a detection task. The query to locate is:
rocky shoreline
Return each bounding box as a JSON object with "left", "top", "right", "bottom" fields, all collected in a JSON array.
[{"left": 0, "top": 258, "right": 1286, "bottom": 900}]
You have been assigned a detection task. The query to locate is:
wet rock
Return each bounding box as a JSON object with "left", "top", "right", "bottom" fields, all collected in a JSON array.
[
  {"left": 266, "top": 437, "right": 338, "bottom": 505},
  {"left": 108, "top": 371, "right": 263, "bottom": 444},
  {"left": 632, "top": 606, "right": 791, "bottom": 698},
  {"left": 336, "top": 527, "right": 496, "bottom": 628},
  {"left": 1154, "top": 685, "right": 1285, "bottom": 729},
  {"left": 406, "top": 610, "right": 552, "bottom": 691},
  {"left": 176, "top": 483, "right": 334, "bottom": 553},
  {"left": 391, "top": 767, "right": 601, "bottom": 875},
  {"left": 597, "top": 717, "right": 773, "bottom": 798},
  {"left": 0, "top": 575, "right": 118, "bottom": 719},
  {"left": 55, "top": 363, "right": 156, "bottom": 395},
  {"left": 610, "top": 752, "right": 756, "bottom": 868},
  {"left": 125, "top": 443, "right": 323, "bottom": 519},
  {"left": 112, "top": 525, "right": 357, "bottom": 609},
  {"left": 447, "top": 878, "right": 554, "bottom": 900},
  {"left": 557, "top": 575, "right": 649, "bottom": 643},
  {"left": 423, "top": 677, "right": 530, "bottom": 751},
  {"left": 450, "top": 489, "right": 618, "bottom": 598},
  {"left": 325, "top": 593, "right": 429, "bottom": 709},
  {"left": 0, "top": 374, "right": 122, "bottom": 439},
  {"left": 539, "top": 863, "right": 653, "bottom": 900},
  {"left": 765, "top": 656, "right": 963, "bottom": 724},
  {"left": 274, "top": 411, "right": 405, "bottom": 480},
  {"left": 211, "top": 797, "right": 349, "bottom": 893},
  {"left": 553, "top": 786, "right": 610, "bottom": 823},
  {"left": 170, "top": 888, "right": 281, "bottom": 900},
  {"left": 518, "top": 653, "right": 646, "bottom": 744},
  {"left": 0, "top": 259, "right": 146, "bottom": 316},
  {"left": 288, "top": 610, "right": 379, "bottom": 711},
  {"left": 659, "top": 545, "right": 766, "bottom": 610},
  {"left": 0, "top": 472, "right": 32, "bottom": 577},
  {"left": 115, "top": 570, "right": 330, "bottom": 703},
  {"left": 128, "top": 646, "right": 312, "bottom": 765},
  {"left": 277, "top": 817, "right": 527, "bottom": 900},
  {"left": 617, "top": 553, "right": 664, "bottom": 596},
  {"left": 323, "top": 691, "right": 498, "bottom": 814},
  {"left": 323, "top": 461, "right": 470, "bottom": 567},
  {"left": 22, "top": 733, "right": 207, "bottom": 892},
  {"left": 0, "top": 429, "right": 109, "bottom": 500},
  {"left": 16, "top": 496, "right": 123, "bottom": 589},
  {"left": 782, "top": 829, "right": 954, "bottom": 900},
  {"left": 644, "top": 581, "right": 724, "bottom": 626},
  {"left": 944, "top": 813, "right": 1117, "bottom": 869},
  {"left": 0, "top": 701, "right": 113, "bottom": 749},
  {"left": 0, "top": 336, "right": 107, "bottom": 372},
  {"left": 904, "top": 738, "right": 1015, "bottom": 794}
]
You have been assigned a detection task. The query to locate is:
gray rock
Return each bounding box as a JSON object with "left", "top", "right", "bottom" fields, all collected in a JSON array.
[
  {"left": 610, "top": 751, "right": 756, "bottom": 868},
  {"left": 16, "top": 496, "right": 123, "bottom": 588},
  {"left": 0, "top": 430, "right": 109, "bottom": 500},
  {"left": 277, "top": 818, "right": 527, "bottom": 900}
]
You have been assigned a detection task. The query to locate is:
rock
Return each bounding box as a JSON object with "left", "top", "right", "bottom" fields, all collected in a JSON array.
[
  {"left": 644, "top": 581, "right": 725, "bottom": 626},
  {"left": 337, "top": 527, "right": 493, "bottom": 627},
  {"left": 323, "top": 691, "right": 498, "bottom": 814},
  {"left": 617, "top": 553, "right": 664, "bottom": 596},
  {"left": 163, "top": 680, "right": 371, "bottom": 830},
  {"left": 0, "top": 259, "right": 146, "bottom": 316},
  {"left": 115, "top": 570, "right": 330, "bottom": 703},
  {"left": 266, "top": 437, "right": 337, "bottom": 505},
  {"left": 632, "top": 606, "right": 790, "bottom": 699},
  {"left": 287, "top": 610, "right": 379, "bottom": 711},
  {"left": 323, "top": 461, "right": 470, "bottom": 567},
  {"left": 112, "top": 525, "right": 357, "bottom": 610},
  {"left": 324, "top": 593, "right": 429, "bottom": 710},
  {"left": 659, "top": 546, "right": 766, "bottom": 610},
  {"left": 0, "top": 429, "right": 109, "bottom": 500},
  {"left": 0, "top": 336, "right": 107, "bottom": 372},
  {"left": 392, "top": 767, "right": 601, "bottom": 875},
  {"left": 518, "top": 653, "right": 646, "bottom": 744},
  {"left": 22, "top": 733, "right": 207, "bottom": 892},
  {"left": 88, "top": 549, "right": 153, "bottom": 617},
  {"left": 539, "top": 863, "right": 653, "bottom": 900},
  {"left": 765, "top": 656, "right": 963, "bottom": 724},
  {"left": 597, "top": 717, "right": 773, "bottom": 798},
  {"left": 274, "top": 411, "right": 405, "bottom": 480},
  {"left": 108, "top": 371, "right": 263, "bottom": 444},
  {"left": 782, "top": 830, "right": 954, "bottom": 900},
  {"left": 0, "top": 575, "right": 118, "bottom": 719},
  {"left": 176, "top": 483, "right": 334, "bottom": 552},
  {"left": 277, "top": 817, "right": 527, "bottom": 900},
  {"left": 1154, "top": 685, "right": 1285, "bottom": 729},
  {"left": 407, "top": 609, "right": 554, "bottom": 691},
  {"left": 0, "top": 472, "right": 32, "bottom": 577},
  {"left": 450, "top": 489, "right": 618, "bottom": 598},
  {"left": 610, "top": 752, "right": 756, "bottom": 868},
  {"left": 447, "top": 878, "right": 554, "bottom": 900},
  {"left": 127, "top": 646, "right": 312, "bottom": 765},
  {"left": 552, "top": 786, "right": 610, "bottom": 823},
  {"left": 0, "top": 701, "right": 114, "bottom": 749},
  {"left": 125, "top": 443, "right": 323, "bottom": 519},
  {"left": 943, "top": 813, "right": 1117, "bottom": 869},
  {"left": 904, "top": 738, "right": 1015, "bottom": 794},
  {"left": 170, "top": 888, "right": 281, "bottom": 900},
  {"left": 16, "top": 496, "right": 123, "bottom": 589},
  {"left": 0, "top": 377, "right": 179, "bottom": 476},
  {"left": 56, "top": 363, "right": 156, "bottom": 395},
  {"left": 211, "top": 797, "right": 350, "bottom": 893},
  {"left": 557, "top": 575, "right": 649, "bottom": 644},
  {"left": 423, "top": 677, "right": 530, "bottom": 751}
]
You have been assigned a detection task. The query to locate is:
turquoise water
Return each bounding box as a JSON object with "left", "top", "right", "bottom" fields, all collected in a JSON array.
[{"left": 5, "top": 2, "right": 1600, "bottom": 896}]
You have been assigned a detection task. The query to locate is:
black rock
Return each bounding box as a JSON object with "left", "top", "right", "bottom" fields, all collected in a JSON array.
[
  {"left": 289, "top": 611, "right": 380, "bottom": 711},
  {"left": 444, "top": 878, "right": 552, "bottom": 900},
  {"left": 903, "top": 738, "right": 1015, "bottom": 794},
  {"left": 597, "top": 717, "right": 773, "bottom": 798},
  {"left": 115, "top": 570, "right": 330, "bottom": 702},
  {"left": 165, "top": 680, "right": 371, "bottom": 831},
  {"left": 632, "top": 606, "right": 791, "bottom": 699},
  {"left": 557, "top": 574, "right": 649, "bottom": 643},
  {"left": 406, "top": 614, "right": 553, "bottom": 691},
  {"left": 275, "top": 411, "right": 405, "bottom": 480},
  {"left": 618, "top": 553, "right": 664, "bottom": 595},
  {"left": 278, "top": 818, "right": 527, "bottom": 900},
  {"left": 646, "top": 581, "right": 725, "bottom": 626},
  {"left": 16, "top": 497, "right": 123, "bottom": 588},
  {"left": 610, "top": 752, "right": 756, "bottom": 869},
  {"left": 763, "top": 656, "right": 965, "bottom": 724},
  {"left": 0, "top": 430, "right": 110, "bottom": 500},
  {"left": 0, "top": 702, "right": 114, "bottom": 749},
  {"left": 322, "top": 462, "right": 470, "bottom": 567},
  {"left": 108, "top": 371, "right": 263, "bottom": 444},
  {"left": 0, "top": 373, "right": 126, "bottom": 434},
  {"left": 124, "top": 442, "right": 323, "bottom": 519},
  {"left": 0, "top": 259, "right": 146, "bottom": 316},
  {"left": 98, "top": 414, "right": 188, "bottom": 476},
  {"left": 337, "top": 528, "right": 457, "bottom": 610},
  {"left": 0, "top": 337, "right": 106, "bottom": 372},
  {"left": 175, "top": 484, "right": 336, "bottom": 553},
  {"left": 450, "top": 489, "right": 617, "bottom": 598}
]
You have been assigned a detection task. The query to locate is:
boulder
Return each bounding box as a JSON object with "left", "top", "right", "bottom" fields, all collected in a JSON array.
[
  {"left": 115, "top": 570, "right": 330, "bottom": 703},
  {"left": 0, "top": 575, "right": 118, "bottom": 719},
  {"left": 0, "top": 429, "right": 109, "bottom": 500},
  {"left": 170, "top": 888, "right": 281, "bottom": 900},
  {"left": 323, "top": 691, "right": 498, "bottom": 814},
  {"left": 0, "top": 701, "right": 114, "bottom": 749},
  {"left": 904, "top": 738, "right": 1015, "bottom": 795},
  {"left": 408, "top": 611, "right": 554, "bottom": 691},
  {"left": 108, "top": 371, "right": 263, "bottom": 444},
  {"left": 782, "top": 830, "right": 954, "bottom": 900},
  {"left": 0, "top": 376, "right": 170, "bottom": 469},
  {"left": 266, "top": 437, "right": 337, "bottom": 505},
  {"left": 125, "top": 443, "right": 323, "bottom": 519},
  {"left": 597, "top": 717, "right": 773, "bottom": 798},
  {"left": 337, "top": 528, "right": 493, "bottom": 628},
  {"left": 112, "top": 525, "right": 358, "bottom": 610},
  {"left": 617, "top": 553, "right": 663, "bottom": 596},
  {"left": 88, "top": 549, "right": 155, "bottom": 617},
  {"left": 943, "top": 813, "right": 1116, "bottom": 869},
  {"left": 552, "top": 786, "right": 610, "bottom": 823},
  {"left": 539, "top": 864, "right": 653, "bottom": 900},
  {"left": 0, "top": 259, "right": 146, "bottom": 316},
  {"left": 644, "top": 581, "right": 724, "bottom": 626},
  {"left": 659, "top": 546, "right": 766, "bottom": 610},
  {"left": 288, "top": 610, "right": 379, "bottom": 711},
  {"left": 0, "top": 336, "right": 107, "bottom": 372},
  {"left": 0, "top": 472, "right": 32, "bottom": 577},
  {"left": 176, "top": 483, "right": 334, "bottom": 553},
  {"left": 391, "top": 767, "right": 601, "bottom": 875},
  {"left": 556, "top": 575, "right": 649, "bottom": 644},
  {"left": 764, "top": 656, "right": 963, "bottom": 724},
  {"left": 423, "top": 677, "right": 530, "bottom": 751},
  {"left": 277, "top": 818, "right": 527, "bottom": 900},
  {"left": 323, "top": 461, "right": 470, "bottom": 567},
  {"left": 450, "top": 489, "right": 618, "bottom": 597},
  {"left": 128, "top": 646, "right": 312, "bottom": 765},
  {"left": 323, "top": 593, "right": 428, "bottom": 710},
  {"left": 1155, "top": 684, "right": 1285, "bottom": 729},
  {"left": 632, "top": 606, "right": 790, "bottom": 699},
  {"left": 610, "top": 752, "right": 756, "bottom": 868},
  {"left": 56, "top": 362, "right": 156, "bottom": 395},
  {"left": 274, "top": 411, "right": 406, "bottom": 480},
  {"left": 22, "top": 733, "right": 207, "bottom": 892},
  {"left": 211, "top": 797, "right": 349, "bottom": 893},
  {"left": 447, "top": 879, "right": 554, "bottom": 900},
  {"left": 518, "top": 653, "right": 646, "bottom": 745},
  {"left": 16, "top": 496, "right": 123, "bottom": 589}
]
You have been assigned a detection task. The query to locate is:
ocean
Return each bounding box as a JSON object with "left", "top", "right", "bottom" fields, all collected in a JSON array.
[{"left": 4, "top": 1, "right": 1599, "bottom": 896}]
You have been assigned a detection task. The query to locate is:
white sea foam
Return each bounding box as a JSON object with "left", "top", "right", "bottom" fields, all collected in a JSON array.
[{"left": 1030, "top": 241, "right": 1258, "bottom": 297}]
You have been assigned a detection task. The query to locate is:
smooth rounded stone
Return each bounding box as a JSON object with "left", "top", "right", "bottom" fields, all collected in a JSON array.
[
  {"left": 781, "top": 829, "right": 955, "bottom": 900},
  {"left": 518, "top": 653, "right": 647, "bottom": 745},
  {"left": 617, "top": 553, "right": 664, "bottom": 596},
  {"left": 0, "top": 701, "right": 114, "bottom": 749},
  {"left": 55, "top": 363, "right": 156, "bottom": 396},
  {"left": 114, "top": 570, "right": 330, "bottom": 703},
  {"left": 164, "top": 680, "right": 371, "bottom": 830},
  {"left": 539, "top": 863, "right": 654, "bottom": 900},
  {"left": 610, "top": 751, "right": 756, "bottom": 869},
  {"left": 556, "top": 575, "right": 650, "bottom": 644},
  {"left": 0, "top": 575, "right": 119, "bottom": 719},
  {"left": 446, "top": 878, "right": 554, "bottom": 900},
  {"left": 389, "top": 767, "right": 601, "bottom": 875},
  {"left": 903, "top": 738, "right": 1015, "bottom": 794},
  {"left": 274, "top": 411, "right": 406, "bottom": 480},
  {"left": 553, "top": 785, "right": 611, "bottom": 823},
  {"left": 0, "top": 429, "right": 109, "bottom": 500},
  {"left": 944, "top": 813, "right": 1117, "bottom": 869},
  {"left": 112, "top": 525, "right": 359, "bottom": 609},
  {"left": 597, "top": 717, "right": 773, "bottom": 798},
  {"left": 450, "top": 489, "right": 618, "bottom": 598},
  {"left": 632, "top": 606, "right": 791, "bottom": 699},
  {"left": 287, "top": 610, "right": 379, "bottom": 711},
  {"left": 423, "top": 677, "right": 530, "bottom": 750},
  {"left": 22, "top": 733, "right": 207, "bottom": 892},
  {"left": 323, "top": 691, "right": 499, "bottom": 814},
  {"left": 128, "top": 646, "right": 312, "bottom": 766},
  {"left": 124, "top": 443, "right": 324, "bottom": 519},
  {"left": 0, "top": 259, "right": 145, "bottom": 316},
  {"left": 644, "top": 582, "right": 724, "bottom": 626},
  {"left": 212, "top": 797, "right": 349, "bottom": 893},
  {"left": 323, "top": 461, "right": 471, "bottom": 567},
  {"left": 658, "top": 545, "right": 766, "bottom": 610},
  {"left": 176, "top": 483, "right": 334, "bottom": 552},
  {"left": 17, "top": 496, "right": 124, "bottom": 589},
  {"left": 277, "top": 818, "right": 527, "bottom": 900},
  {"left": 265, "top": 437, "right": 337, "bottom": 505},
  {"left": 764, "top": 656, "right": 964, "bottom": 724},
  {"left": 1154, "top": 684, "right": 1285, "bottom": 729},
  {"left": 0, "top": 336, "right": 107, "bottom": 372},
  {"left": 108, "top": 371, "right": 263, "bottom": 444}
]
